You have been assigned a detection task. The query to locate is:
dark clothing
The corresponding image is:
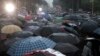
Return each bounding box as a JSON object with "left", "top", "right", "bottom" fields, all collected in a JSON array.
[{"left": 86, "top": 39, "right": 100, "bottom": 56}]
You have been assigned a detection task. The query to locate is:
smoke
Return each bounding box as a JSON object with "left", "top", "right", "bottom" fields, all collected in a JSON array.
[{"left": 44, "top": 0, "right": 53, "bottom": 8}]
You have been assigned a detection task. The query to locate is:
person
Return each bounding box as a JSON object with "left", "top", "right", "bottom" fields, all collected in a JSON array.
[
  {"left": 80, "top": 21, "right": 100, "bottom": 56},
  {"left": 0, "top": 33, "right": 12, "bottom": 56},
  {"left": 62, "top": 20, "right": 80, "bottom": 36},
  {"left": 25, "top": 11, "right": 33, "bottom": 23},
  {"left": 0, "top": 25, "right": 23, "bottom": 55},
  {"left": 62, "top": 19, "right": 79, "bottom": 31}
]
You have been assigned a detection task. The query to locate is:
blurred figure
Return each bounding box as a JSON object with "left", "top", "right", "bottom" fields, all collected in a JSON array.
[
  {"left": 25, "top": 11, "right": 33, "bottom": 23},
  {"left": 0, "top": 25, "right": 23, "bottom": 54},
  {"left": 80, "top": 20, "right": 100, "bottom": 56}
]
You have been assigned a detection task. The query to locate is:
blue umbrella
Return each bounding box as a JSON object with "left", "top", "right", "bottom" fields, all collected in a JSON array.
[{"left": 7, "top": 36, "right": 56, "bottom": 56}]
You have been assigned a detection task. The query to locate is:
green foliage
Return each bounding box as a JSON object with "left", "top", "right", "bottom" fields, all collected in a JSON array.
[
  {"left": 54, "top": 0, "right": 100, "bottom": 12},
  {"left": 19, "top": 0, "right": 48, "bottom": 13}
]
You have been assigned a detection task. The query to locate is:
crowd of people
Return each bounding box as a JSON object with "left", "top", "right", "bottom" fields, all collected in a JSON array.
[{"left": 0, "top": 8, "right": 100, "bottom": 56}]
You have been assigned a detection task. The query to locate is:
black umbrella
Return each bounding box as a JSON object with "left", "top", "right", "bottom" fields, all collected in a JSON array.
[
  {"left": 24, "top": 26, "right": 40, "bottom": 33},
  {"left": 4, "top": 37, "right": 22, "bottom": 48},
  {"left": 54, "top": 43, "right": 79, "bottom": 54},
  {"left": 24, "top": 22, "right": 39, "bottom": 27},
  {"left": 63, "top": 15, "right": 83, "bottom": 21},
  {"left": 0, "top": 19, "right": 23, "bottom": 28},
  {"left": 49, "top": 33, "right": 80, "bottom": 44},
  {"left": 93, "top": 28, "right": 100, "bottom": 38},
  {"left": 64, "top": 26, "right": 80, "bottom": 36},
  {"left": 35, "top": 26, "right": 61, "bottom": 37},
  {"left": 80, "top": 21, "right": 99, "bottom": 36},
  {"left": 13, "top": 31, "right": 33, "bottom": 38}
]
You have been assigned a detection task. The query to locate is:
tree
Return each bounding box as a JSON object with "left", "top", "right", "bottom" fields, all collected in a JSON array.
[
  {"left": 54, "top": 0, "right": 81, "bottom": 11},
  {"left": 18, "top": 0, "right": 48, "bottom": 13},
  {"left": 54, "top": 0, "right": 100, "bottom": 12}
]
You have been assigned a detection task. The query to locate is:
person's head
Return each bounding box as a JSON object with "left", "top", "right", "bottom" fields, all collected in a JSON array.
[{"left": 62, "top": 19, "right": 73, "bottom": 25}]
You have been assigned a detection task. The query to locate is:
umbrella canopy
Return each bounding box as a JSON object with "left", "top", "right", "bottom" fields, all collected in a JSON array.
[
  {"left": 13, "top": 31, "right": 33, "bottom": 38},
  {"left": 4, "top": 37, "right": 22, "bottom": 49},
  {"left": 24, "top": 22, "right": 39, "bottom": 27},
  {"left": 35, "top": 26, "right": 62, "bottom": 37},
  {"left": 7, "top": 36, "right": 56, "bottom": 56},
  {"left": 0, "top": 19, "right": 13, "bottom": 30},
  {"left": 80, "top": 21, "right": 99, "bottom": 36},
  {"left": 94, "top": 28, "right": 100, "bottom": 35},
  {"left": 49, "top": 33, "right": 80, "bottom": 44},
  {"left": 93, "top": 28, "right": 100, "bottom": 38},
  {"left": 1, "top": 25, "right": 22, "bottom": 34},
  {"left": 24, "top": 26, "right": 40, "bottom": 33},
  {"left": 54, "top": 43, "right": 79, "bottom": 54},
  {"left": 54, "top": 17, "right": 63, "bottom": 23},
  {"left": 10, "top": 19, "right": 23, "bottom": 27},
  {"left": 0, "top": 19, "right": 23, "bottom": 27},
  {"left": 0, "top": 22, "right": 13, "bottom": 30},
  {"left": 63, "top": 15, "right": 82, "bottom": 21},
  {"left": 64, "top": 26, "right": 80, "bottom": 36}
]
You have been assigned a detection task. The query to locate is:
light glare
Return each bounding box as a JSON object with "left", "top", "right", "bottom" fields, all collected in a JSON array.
[
  {"left": 39, "top": 8, "right": 43, "bottom": 11},
  {"left": 5, "top": 3, "right": 15, "bottom": 13}
]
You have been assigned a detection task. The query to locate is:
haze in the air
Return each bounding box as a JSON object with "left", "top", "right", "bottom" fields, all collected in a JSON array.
[{"left": 44, "top": 0, "right": 53, "bottom": 8}]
